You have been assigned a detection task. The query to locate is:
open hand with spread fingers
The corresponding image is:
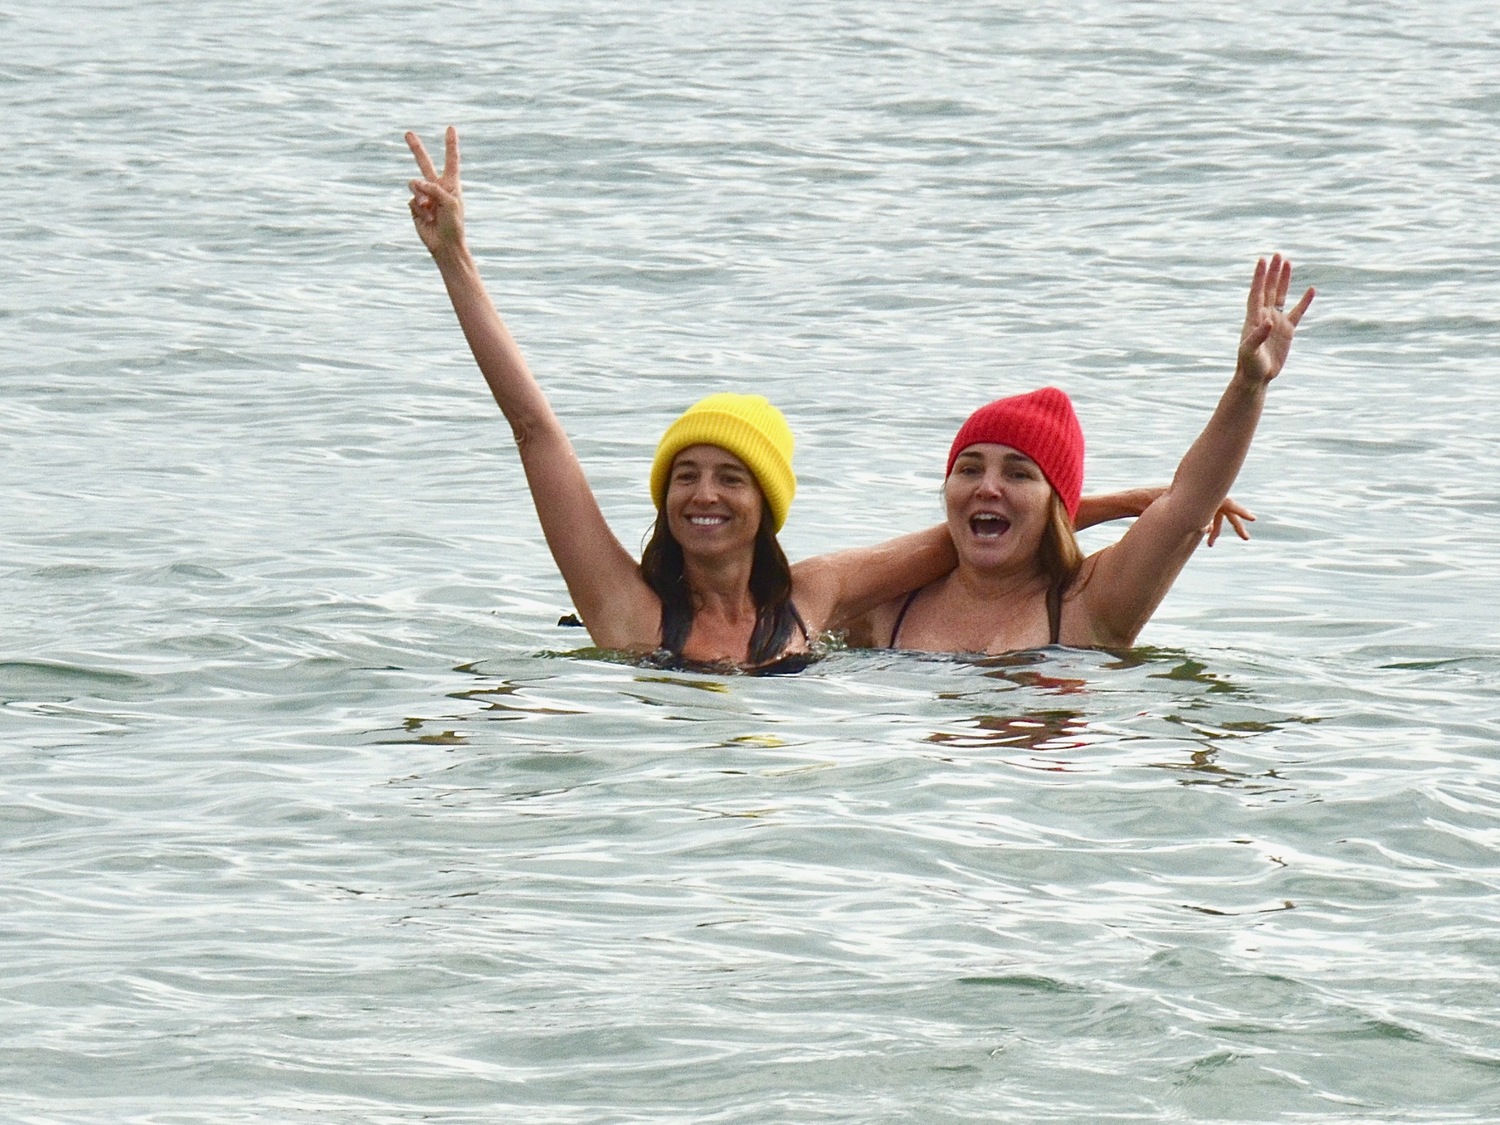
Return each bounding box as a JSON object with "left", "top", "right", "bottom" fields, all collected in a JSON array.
[{"left": 1237, "top": 254, "right": 1315, "bottom": 386}]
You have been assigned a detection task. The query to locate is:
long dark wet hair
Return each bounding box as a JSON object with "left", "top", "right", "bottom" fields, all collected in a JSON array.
[{"left": 639, "top": 505, "right": 799, "bottom": 666}]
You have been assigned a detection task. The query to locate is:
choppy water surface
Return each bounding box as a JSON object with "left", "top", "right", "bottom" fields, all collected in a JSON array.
[{"left": 5, "top": 1, "right": 1500, "bottom": 1121}]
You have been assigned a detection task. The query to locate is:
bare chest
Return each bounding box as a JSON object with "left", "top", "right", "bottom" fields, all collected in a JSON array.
[
  {"left": 892, "top": 588, "right": 1059, "bottom": 655},
  {"left": 678, "top": 610, "right": 808, "bottom": 665},
  {"left": 677, "top": 614, "right": 755, "bottom": 664}
]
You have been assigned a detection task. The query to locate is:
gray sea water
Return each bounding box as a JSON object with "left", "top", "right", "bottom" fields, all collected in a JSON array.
[{"left": 5, "top": 1, "right": 1500, "bottom": 1121}]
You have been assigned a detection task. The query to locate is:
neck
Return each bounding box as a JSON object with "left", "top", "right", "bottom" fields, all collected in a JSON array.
[
  {"left": 682, "top": 553, "right": 757, "bottom": 619},
  {"left": 945, "top": 558, "right": 1048, "bottom": 604}
]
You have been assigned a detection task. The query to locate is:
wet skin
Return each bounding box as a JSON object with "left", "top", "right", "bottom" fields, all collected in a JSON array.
[
  {"left": 664, "top": 444, "right": 764, "bottom": 563},
  {"left": 944, "top": 444, "right": 1053, "bottom": 577}
]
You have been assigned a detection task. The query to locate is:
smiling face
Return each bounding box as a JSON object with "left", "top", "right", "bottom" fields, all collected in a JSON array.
[
  {"left": 944, "top": 443, "right": 1055, "bottom": 571},
  {"left": 664, "top": 444, "right": 765, "bottom": 561}
]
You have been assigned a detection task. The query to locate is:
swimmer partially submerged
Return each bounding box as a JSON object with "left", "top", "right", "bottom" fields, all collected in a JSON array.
[
  {"left": 856, "top": 257, "right": 1314, "bottom": 654},
  {"left": 406, "top": 126, "right": 1254, "bottom": 668}
]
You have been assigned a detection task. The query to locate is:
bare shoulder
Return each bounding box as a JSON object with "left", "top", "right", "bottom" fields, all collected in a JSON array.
[
  {"left": 1059, "top": 544, "right": 1170, "bottom": 649},
  {"left": 789, "top": 555, "right": 841, "bottom": 632},
  {"left": 1056, "top": 551, "right": 1117, "bottom": 648},
  {"left": 849, "top": 594, "right": 905, "bottom": 649}
]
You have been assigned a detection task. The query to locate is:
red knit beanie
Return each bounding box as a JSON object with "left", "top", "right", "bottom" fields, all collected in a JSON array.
[{"left": 945, "top": 387, "right": 1085, "bottom": 519}]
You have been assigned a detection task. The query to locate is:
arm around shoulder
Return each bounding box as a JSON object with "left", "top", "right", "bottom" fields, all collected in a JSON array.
[{"left": 792, "top": 524, "right": 957, "bottom": 635}]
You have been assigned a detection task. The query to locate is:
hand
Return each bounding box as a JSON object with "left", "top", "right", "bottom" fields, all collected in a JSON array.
[
  {"left": 1237, "top": 254, "right": 1314, "bottom": 385},
  {"left": 406, "top": 126, "right": 465, "bottom": 258},
  {"left": 1115, "top": 486, "right": 1163, "bottom": 518},
  {"left": 1075, "top": 485, "right": 1253, "bottom": 544},
  {"left": 1206, "top": 496, "right": 1255, "bottom": 546}
]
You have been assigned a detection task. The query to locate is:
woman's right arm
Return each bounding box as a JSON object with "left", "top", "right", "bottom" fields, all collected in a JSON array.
[
  {"left": 791, "top": 525, "right": 958, "bottom": 636},
  {"left": 406, "top": 128, "right": 659, "bottom": 650}
]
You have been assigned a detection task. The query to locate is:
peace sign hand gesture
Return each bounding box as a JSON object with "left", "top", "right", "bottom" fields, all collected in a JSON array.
[
  {"left": 406, "top": 126, "right": 465, "bottom": 260},
  {"left": 1237, "top": 254, "right": 1315, "bottom": 386}
]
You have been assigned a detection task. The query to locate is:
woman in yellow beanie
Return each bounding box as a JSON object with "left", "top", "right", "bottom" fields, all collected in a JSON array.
[
  {"left": 406, "top": 128, "right": 969, "bottom": 665},
  {"left": 406, "top": 128, "right": 1237, "bottom": 666}
]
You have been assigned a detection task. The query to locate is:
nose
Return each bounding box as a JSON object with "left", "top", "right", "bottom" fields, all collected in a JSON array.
[
  {"left": 688, "top": 474, "right": 720, "bottom": 503},
  {"left": 975, "top": 468, "right": 1005, "bottom": 497}
]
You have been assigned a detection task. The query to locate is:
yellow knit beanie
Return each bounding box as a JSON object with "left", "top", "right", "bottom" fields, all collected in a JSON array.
[{"left": 649, "top": 393, "right": 796, "bottom": 532}]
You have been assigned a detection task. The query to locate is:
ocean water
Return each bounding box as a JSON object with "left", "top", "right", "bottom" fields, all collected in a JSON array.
[{"left": 4, "top": 1, "right": 1500, "bottom": 1121}]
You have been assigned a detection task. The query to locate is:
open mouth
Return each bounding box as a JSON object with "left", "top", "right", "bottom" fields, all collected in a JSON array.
[
  {"left": 687, "top": 514, "right": 729, "bottom": 527},
  {"left": 969, "top": 513, "right": 1011, "bottom": 538}
]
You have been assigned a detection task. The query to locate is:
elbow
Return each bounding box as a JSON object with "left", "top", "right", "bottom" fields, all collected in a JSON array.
[{"left": 510, "top": 414, "right": 568, "bottom": 455}]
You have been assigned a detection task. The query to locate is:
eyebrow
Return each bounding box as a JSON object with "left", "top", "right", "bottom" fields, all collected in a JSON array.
[
  {"left": 955, "top": 450, "right": 1038, "bottom": 467},
  {"left": 672, "top": 457, "right": 749, "bottom": 474}
]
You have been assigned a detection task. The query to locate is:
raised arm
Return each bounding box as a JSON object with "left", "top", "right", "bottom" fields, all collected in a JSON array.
[
  {"left": 406, "top": 128, "right": 658, "bottom": 650},
  {"left": 1076, "top": 255, "right": 1314, "bottom": 646}
]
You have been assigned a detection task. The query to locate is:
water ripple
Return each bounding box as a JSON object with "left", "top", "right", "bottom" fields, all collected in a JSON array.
[{"left": 6, "top": 0, "right": 1500, "bottom": 1120}]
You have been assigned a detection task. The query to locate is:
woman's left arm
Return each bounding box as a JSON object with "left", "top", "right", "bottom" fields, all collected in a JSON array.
[
  {"left": 1077, "top": 489, "right": 1255, "bottom": 545},
  {"left": 1078, "top": 255, "right": 1314, "bottom": 645},
  {"left": 790, "top": 481, "right": 1262, "bottom": 639}
]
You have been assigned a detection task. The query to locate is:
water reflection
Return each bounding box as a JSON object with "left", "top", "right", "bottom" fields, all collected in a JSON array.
[
  {"left": 966, "top": 645, "right": 1250, "bottom": 695},
  {"left": 926, "top": 708, "right": 1090, "bottom": 753},
  {"left": 448, "top": 679, "right": 585, "bottom": 717},
  {"left": 964, "top": 647, "right": 1091, "bottom": 694},
  {"left": 920, "top": 647, "right": 1324, "bottom": 792},
  {"left": 397, "top": 716, "right": 469, "bottom": 746}
]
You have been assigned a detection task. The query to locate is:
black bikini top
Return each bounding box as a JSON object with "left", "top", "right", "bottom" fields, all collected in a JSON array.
[
  {"left": 640, "top": 602, "right": 814, "bottom": 674},
  {"left": 888, "top": 585, "right": 1062, "bottom": 650}
]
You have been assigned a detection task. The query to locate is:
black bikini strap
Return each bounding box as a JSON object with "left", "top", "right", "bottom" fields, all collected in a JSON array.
[
  {"left": 789, "top": 602, "right": 810, "bottom": 644},
  {"left": 1046, "top": 582, "right": 1062, "bottom": 647},
  {"left": 889, "top": 588, "right": 922, "bottom": 648},
  {"left": 892, "top": 585, "right": 1059, "bottom": 650}
]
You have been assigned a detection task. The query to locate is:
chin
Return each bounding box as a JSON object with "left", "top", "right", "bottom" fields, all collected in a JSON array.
[{"left": 959, "top": 531, "right": 1042, "bottom": 573}]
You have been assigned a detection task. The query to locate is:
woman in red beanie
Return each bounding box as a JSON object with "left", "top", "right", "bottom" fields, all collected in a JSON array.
[
  {"left": 407, "top": 127, "right": 1197, "bottom": 668},
  {"left": 853, "top": 256, "right": 1314, "bottom": 654}
]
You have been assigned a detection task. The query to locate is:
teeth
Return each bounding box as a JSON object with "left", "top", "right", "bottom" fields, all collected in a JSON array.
[{"left": 971, "top": 513, "right": 1009, "bottom": 538}]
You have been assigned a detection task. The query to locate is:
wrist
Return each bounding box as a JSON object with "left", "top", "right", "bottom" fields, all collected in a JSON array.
[
  {"left": 432, "top": 239, "right": 475, "bottom": 272},
  {"left": 1229, "top": 362, "right": 1270, "bottom": 393}
]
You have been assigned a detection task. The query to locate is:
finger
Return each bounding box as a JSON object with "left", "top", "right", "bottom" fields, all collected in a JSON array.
[
  {"left": 1271, "top": 255, "right": 1291, "bottom": 310},
  {"left": 1207, "top": 515, "right": 1222, "bottom": 547},
  {"left": 1240, "top": 320, "right": 1273, "bottom": 354},
  {"left": 1227, "top": 512, "right": 1251, "bottom": 540},
  {"left": 410, "top": 179, "right": 458, "bottom": 209},
  {"left": 1262, "top": 255, "right": 1283, "bottom": 313},
  {"left": 1287, "top": 286, "right": 1316, "bottom": 327},
  {"left": 444, "top": 125, "right": 460, "bottom": 182},
  {"left": 1246, "top": 258, "right": 1268, "bottom": 318},
  {"left": 1258, "top": 254, "right": 1278, "bottom": 314},
  {"left": 406, "top": 131, "right": 440, "bottom": 181}
]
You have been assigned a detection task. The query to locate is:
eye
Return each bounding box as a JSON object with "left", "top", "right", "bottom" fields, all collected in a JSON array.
[{"left": 1005, "top": 460, "right": 1041, "bottom": 482}]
